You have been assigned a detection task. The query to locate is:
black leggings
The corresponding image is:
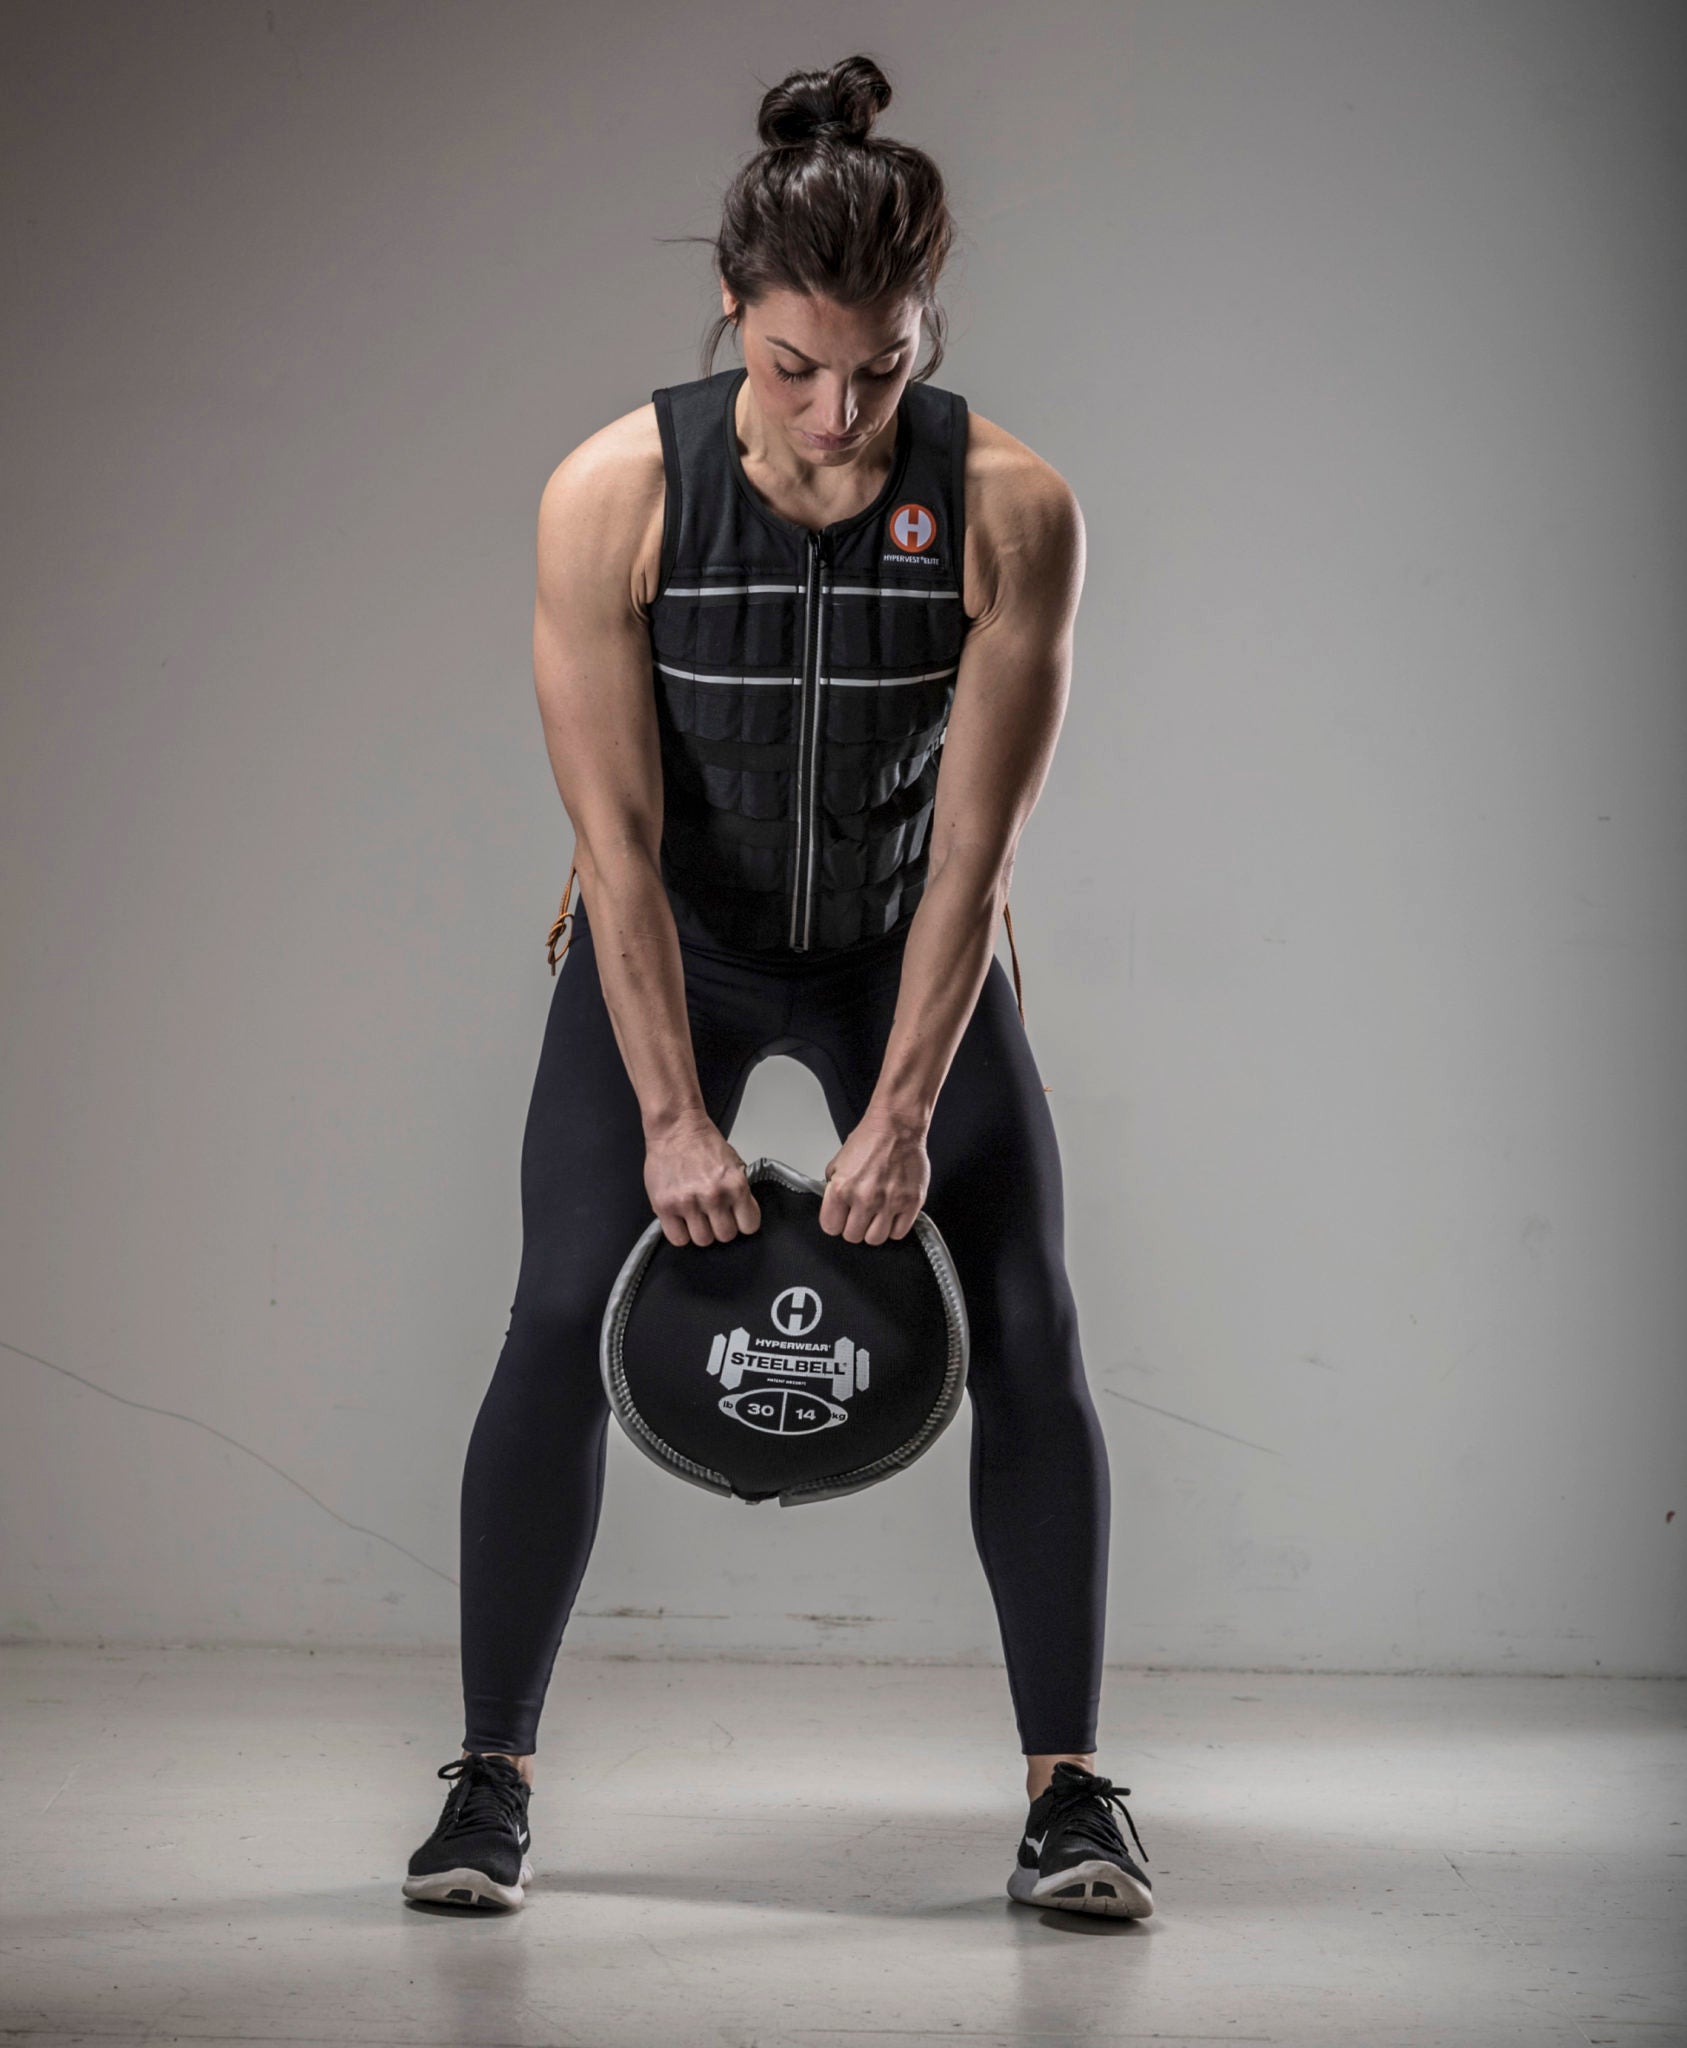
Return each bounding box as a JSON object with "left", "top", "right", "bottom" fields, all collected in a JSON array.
[{"left": 459, "top": 896, "right": 1111, "bottom": 1758}]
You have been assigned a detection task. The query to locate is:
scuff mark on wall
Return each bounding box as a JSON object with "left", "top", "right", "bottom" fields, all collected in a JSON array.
[
  {"left": 1101, "top": 1385, "right": 1283, "bottom": 1458},
  {"left": 1, "top": 1336, "right": 457, "bottom": 1587}
]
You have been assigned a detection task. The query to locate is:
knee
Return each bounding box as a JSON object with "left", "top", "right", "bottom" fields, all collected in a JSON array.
[
  {"left": 510, "top": 1283, "right": 606, "bottom": 1346},
  {"left": 488, "top": 1286, "right": 615, "bottom": 1415},
  {"left": 968, "top": 1262, "right": 1081, "bottom": 1366},
  {"left": 964, "top": 1274, "right": 1092, "bottom": 1416}
]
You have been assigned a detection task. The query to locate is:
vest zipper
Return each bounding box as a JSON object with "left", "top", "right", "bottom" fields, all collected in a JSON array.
[{"left": 790, "top": 528, "right": 827, "bottom": 950}]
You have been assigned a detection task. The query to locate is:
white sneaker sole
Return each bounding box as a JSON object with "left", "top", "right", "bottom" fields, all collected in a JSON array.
[
  {"left": 402, "top": 1857, "right": 534, "bottom": 1910},
  {"left": 1007, "top": 1857, "right": 1154, "bottom": 1917}
]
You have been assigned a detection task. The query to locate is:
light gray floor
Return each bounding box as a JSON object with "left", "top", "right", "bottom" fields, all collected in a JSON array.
[{"left": 1, "top": 1646, "right": 1682, "bottom": 2048}]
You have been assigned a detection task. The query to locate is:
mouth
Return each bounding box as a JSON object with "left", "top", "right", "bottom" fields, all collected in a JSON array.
[{"left": 799, "top": 429, "right": 865, "bottom": 452}]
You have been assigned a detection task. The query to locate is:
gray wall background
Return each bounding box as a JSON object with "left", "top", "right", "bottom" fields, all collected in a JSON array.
[{"left": 3, "top": 0, "right": 1683, "bottom": 1678}]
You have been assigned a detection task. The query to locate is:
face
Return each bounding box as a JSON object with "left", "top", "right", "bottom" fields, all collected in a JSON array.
[{"left": 723, "top": 283, "right": 922, "bottom": 462}]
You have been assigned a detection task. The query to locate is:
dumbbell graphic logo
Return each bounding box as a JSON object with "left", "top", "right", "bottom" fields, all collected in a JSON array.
[{"left": 707, "top": 1284, "right": 872, "bottom": 1432}]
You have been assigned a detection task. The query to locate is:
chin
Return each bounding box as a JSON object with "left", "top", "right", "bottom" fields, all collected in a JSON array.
[{"left": 798, "top": 428, "right": 872, "bottom": 456}]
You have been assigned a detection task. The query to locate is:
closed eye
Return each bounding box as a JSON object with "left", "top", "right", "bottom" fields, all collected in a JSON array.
[{"left": 774, "top": 363, "right": 900, "bottom": 384}]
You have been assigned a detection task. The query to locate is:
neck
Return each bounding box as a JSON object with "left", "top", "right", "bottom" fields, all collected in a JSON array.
[{"left": 735, "top": 376, "right": 897, "bottom": 504}]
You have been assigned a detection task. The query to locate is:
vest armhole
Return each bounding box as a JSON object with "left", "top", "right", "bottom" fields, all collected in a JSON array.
[
  {"left": 950, "top": 391, "right": 972, "bottom": 620},
  {"left": 651, "top": 386, "right": 682, "bottom": 601}
]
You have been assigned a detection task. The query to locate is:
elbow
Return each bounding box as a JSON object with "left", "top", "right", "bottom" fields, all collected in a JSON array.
[
  {"left": 570, "top": 824, "right": 664, "bottom": 908},
  {"left": 928, "top": 835, "right": 1016, "bottom": 918}
]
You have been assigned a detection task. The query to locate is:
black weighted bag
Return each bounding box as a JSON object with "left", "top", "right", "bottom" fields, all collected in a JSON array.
[{"left": 599, "top": 1156, "right": 970, "bottom": 1505}]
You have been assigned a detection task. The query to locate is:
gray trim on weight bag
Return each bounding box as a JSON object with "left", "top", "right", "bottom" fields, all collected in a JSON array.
[{"left": 597, "top": 1154, "right": 971, "bottom": 1507}]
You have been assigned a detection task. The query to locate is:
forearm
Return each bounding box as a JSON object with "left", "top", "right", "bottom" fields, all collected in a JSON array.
[
  {"left": 573, "top": 845, "right": 708, "bottom": 1139},
  {"left": 867, "top": 851, "right": 1009, "bottom": 1131}
]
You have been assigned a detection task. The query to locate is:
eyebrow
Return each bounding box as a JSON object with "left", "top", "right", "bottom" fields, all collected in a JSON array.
[{"left": 764, "top": 334, "right": 908, "bottom": 369}]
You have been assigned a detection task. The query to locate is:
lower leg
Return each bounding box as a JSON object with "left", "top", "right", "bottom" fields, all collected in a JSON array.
[
  {"left": 967, "top": 1363, "right": 1112, "bottom": 1786},
  {"left": 458, "top": 1323, "right": 613, "bottom": 1768},
  {"left": 464, "top": 1748, "right": 535, "bottom": 1789},
  {"left": 1025, "top": 1750, "right": 1096, "bottom": 1801}
]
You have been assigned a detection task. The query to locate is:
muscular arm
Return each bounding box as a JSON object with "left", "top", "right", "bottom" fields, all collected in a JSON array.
[
  {"left": 533, "top": 419, "right": 760, "bottom": 1245},
  {"left": 821, "top": 435, "right": 1085, "bottom": 1241}
]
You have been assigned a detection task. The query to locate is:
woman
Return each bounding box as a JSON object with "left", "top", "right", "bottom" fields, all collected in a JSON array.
[{"left": 402, "top": 53, "right": 1152, "bottom": 1921}]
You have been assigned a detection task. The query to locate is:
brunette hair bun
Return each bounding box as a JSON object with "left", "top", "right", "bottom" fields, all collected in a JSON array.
[
  {"left": 698, "top": 50, "right": 953, "bottom": 382},
  {"left": 756, "top": 53, "right": 893, "bottom": 151}
]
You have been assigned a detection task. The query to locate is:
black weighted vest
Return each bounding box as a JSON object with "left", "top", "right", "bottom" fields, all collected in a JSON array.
[{"left": 638, "top": 364, "right": 972, "bottom": 957}]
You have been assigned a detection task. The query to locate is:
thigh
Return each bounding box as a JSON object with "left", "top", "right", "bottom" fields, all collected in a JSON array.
[
  {"left": 509, "top": 908, "right": 764, "bottom": 1320},
  {"left": 792, "top": 947, "right": 1074, "bottom": 1356},
  {"left": 921, "top": 958, "right": 1068, "bottom": 1279},
  {"left": 792, "top": 947, "right": 1066, "bottom": 1265},
  {"left": 922, "top": 961, "right": 1085, "bottom": 1409}
]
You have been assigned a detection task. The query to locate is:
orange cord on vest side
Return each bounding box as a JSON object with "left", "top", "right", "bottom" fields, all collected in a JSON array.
[
  {"left": 1001, "top": 897, "right": 1026, "bottom": 1030},
  {"left": 545, "top": 855, "right": 578, "bottom": 975}
]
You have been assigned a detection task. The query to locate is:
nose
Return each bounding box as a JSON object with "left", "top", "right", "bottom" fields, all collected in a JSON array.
[{"left": 813, "top": 384, "right": 859, "bottom": 437}]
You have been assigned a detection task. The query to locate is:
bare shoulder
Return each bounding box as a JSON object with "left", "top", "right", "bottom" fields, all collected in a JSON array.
[
  {"left": 536, "top": 400, "right": 667, "bottom": 619},
  {"left": 960, "top": 410, "right": 1085, "bottom": 627}
]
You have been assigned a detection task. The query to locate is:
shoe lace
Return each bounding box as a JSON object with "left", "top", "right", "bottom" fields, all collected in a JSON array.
[
  {"left": 1042, "top": 1770, "right": 1150, "bottom": 1866},
  {"left": 435, "top": 1755, "right": 526, "bottom": 1841}
]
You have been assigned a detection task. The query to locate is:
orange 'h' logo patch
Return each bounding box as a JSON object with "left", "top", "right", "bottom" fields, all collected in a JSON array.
[{"left": 888, "top": 502, "right": 938, "bottom": 552}]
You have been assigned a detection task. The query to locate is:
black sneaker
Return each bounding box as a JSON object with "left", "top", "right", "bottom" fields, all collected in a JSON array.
[
  {"left": 402, "top": 1753, "right": 534, "bottom": 1909},
  {"left": 1006, "top": 1759, "right": 1154, "bottom": 1917}
]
